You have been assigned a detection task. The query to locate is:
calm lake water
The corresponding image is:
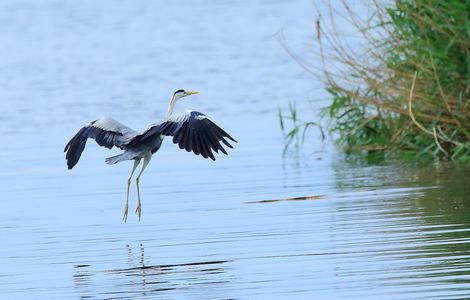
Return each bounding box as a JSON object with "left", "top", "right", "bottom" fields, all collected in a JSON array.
[{"left": 1, "top": 1, "right": 470, "bottom": 299}]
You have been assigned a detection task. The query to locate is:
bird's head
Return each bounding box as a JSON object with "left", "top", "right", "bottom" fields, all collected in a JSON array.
[{"left": 172, "top": 89, "right": 199, "bottom": 101}]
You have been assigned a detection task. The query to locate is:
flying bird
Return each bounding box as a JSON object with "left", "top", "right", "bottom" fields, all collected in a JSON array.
[{"left": 64, "top": 90, "right": 237, "bottom": 222}]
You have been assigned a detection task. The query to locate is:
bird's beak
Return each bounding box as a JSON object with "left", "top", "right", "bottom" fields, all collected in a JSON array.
[{"left": 186, "top": 91, "right": 199, "bottom": 96}]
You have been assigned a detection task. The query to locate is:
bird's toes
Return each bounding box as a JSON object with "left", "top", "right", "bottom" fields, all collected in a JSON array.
[{"left": 123, "top": 208, "right": 129, "bottom": 223}]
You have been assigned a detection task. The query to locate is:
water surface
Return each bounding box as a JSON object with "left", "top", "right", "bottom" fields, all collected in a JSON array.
[{"left": 1, "top": 1, "right": 470, "bottom": 299}]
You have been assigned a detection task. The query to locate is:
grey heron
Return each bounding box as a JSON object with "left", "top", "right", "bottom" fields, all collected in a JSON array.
[{"left": 64, "top": 90, "right": 237, "bottom": 222}]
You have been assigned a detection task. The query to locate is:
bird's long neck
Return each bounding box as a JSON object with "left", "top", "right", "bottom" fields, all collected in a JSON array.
[{"left": 166, "top": 95, "right": 178, "bottom": 118}]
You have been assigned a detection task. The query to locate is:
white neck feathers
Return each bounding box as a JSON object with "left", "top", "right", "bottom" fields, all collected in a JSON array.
[{"left": 166, "top": 94, "right": 178, "bottom": 117}]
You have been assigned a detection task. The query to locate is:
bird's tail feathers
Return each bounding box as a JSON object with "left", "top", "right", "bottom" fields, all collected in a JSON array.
[{"left": 105, "top": 152, "right": 138, "bottom": 164}]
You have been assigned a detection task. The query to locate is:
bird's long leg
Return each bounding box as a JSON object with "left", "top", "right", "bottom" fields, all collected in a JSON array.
[
  {"left": 135, "top": 154, "right": 152, "bottom": 221},
  {"left": 123, "top": 159, "right": 141, "bottom": 222}
]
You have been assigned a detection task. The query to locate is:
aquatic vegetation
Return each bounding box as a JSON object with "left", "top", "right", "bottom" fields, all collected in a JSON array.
[
  {"left": 281, "top": 0, "right": 470, "bottom": 160},
  {"left": 278, "top": 102, "right": 324, "bottom": 154}
]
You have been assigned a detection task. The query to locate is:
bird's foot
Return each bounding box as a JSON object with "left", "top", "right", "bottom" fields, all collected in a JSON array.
[
  {"left": 135, "top": 203, "right": 142, "bottom": 221},
  {"left": 123, "top": 204, "right": 129, "bottom": 223}
]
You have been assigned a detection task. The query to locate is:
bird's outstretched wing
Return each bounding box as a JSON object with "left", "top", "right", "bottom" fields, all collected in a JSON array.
[
  {"left": 132, "top": 111, "right": 237, "bottom": 160},
  {"left": 64, "top": 117, "right": 138, "bottom": 169}
]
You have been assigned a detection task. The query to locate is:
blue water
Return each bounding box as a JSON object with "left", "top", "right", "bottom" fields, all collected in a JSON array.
[{"left": 1, "top": 1, "right": 470, "bottom": 299}]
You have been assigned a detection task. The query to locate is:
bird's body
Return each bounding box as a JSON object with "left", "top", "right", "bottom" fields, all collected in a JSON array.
[{"left": 64, "top": 90, "right": 236, "bottom": 221}]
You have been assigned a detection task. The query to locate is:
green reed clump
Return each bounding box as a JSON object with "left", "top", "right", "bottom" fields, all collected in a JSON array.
[{"left": 282, "top": 0, "right": 470, "bottom": 160}]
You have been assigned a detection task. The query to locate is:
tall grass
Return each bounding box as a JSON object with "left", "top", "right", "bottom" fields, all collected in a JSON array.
[{"left": 281, "top": 0, "right": 470, "bottom": 160}]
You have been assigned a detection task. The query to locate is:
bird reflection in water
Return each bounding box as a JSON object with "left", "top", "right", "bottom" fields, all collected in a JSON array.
[{"left": 73, "top": 244, "right": 232, "bottom": 298}]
